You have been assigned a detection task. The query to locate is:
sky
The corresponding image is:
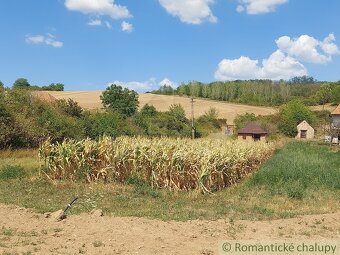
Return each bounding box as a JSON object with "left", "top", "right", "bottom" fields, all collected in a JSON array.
[{"left": 0, "top": 0, "right": 340, "bottom": 92}]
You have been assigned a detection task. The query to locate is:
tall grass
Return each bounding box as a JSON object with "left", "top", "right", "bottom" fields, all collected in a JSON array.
[
  {"left": 248, "top": 142, "right": 340, "bottom": 198},
  {"left": 39, "top": 136, "right": 274, "bottom": 193}
]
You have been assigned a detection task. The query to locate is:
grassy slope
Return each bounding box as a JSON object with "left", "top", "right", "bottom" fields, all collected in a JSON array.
[{"left": 0, "top": 141, "right": 339, "bottom": 221}]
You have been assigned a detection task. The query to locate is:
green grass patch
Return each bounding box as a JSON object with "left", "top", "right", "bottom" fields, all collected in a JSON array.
[
  {"left": 0, "top": 165, "right": 26, "bottom": 180},
  {"left": 247, "top": 141, "right": 340, "bottom": 199},
  {"left": 0, "top": 142, "right": 339, "bottom": 221}
]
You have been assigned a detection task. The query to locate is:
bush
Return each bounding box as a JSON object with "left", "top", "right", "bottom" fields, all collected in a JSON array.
[{"left": 278, "top": 100, "right": 316, "bottom": 137}]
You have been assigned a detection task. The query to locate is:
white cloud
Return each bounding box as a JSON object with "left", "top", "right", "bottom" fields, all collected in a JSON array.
[
  {"left": 215, "top": 52, "right": 307, "bottom": 81},
  {"left": 258, "top": 50, "right": 307, "bottom": 80},
  {"left": 25, "top": 33, "right": 63, "bottom": 48},
  {"left": 121, "top": 21, "right": 133, "bottom": 33},
  {"left": 215, "top": 33, "right": 340, "bottom": 81},
  {"left": 109, "top": 78, "right": 177, "bottom": 92},
  {"left": 109, "top": 78, "right": 157, "bottom": 92},
  {"left": 159, "top": 78, "right": 177, "bottom": 88},
  {"left": 276, "top": 33, "right": 340, "bottom": 64},
  {"left": 158, "top": 0, "right": 217, "bottom": 25},
  {"left": 88, "top": 19, "right": 102, "bottom": 26},
  {"left": 237, "top": 0, "right": 288, "bottom": 15},
  {"left": 215, "top": 56, "right": 260, "bottom": 80},
  {"left": 65, "top": 0, "right": 131, "bottom": 19}
]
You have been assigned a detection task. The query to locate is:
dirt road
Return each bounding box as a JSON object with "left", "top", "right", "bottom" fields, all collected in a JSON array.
[{"left": 0, "top": 204, "right": 339, "bottom": 254}]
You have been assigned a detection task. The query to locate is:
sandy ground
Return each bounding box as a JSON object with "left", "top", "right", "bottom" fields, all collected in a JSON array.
[
  {"left": 49, "top": 91, "right": 277, "bottom": 122},
  {"left": 0, "top": 204, "right": 339, "bottom": 255}
]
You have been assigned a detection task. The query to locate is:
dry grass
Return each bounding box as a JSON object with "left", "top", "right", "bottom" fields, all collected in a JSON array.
[
  {"left": 49, "top": 91, "right": 277, "bottom": 122},
  {"left": 310, "top": 104, "right": 337, "bottom": 112}
]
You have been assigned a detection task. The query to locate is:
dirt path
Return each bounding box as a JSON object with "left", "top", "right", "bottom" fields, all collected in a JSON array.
[{"left": 0, "top": 204, "right": 339, "bottom": 255}]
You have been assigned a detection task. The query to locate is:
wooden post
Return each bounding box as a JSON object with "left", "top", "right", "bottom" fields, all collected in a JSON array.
[{"left": 191, "top": 97, "right": 195, "bottom": 139}]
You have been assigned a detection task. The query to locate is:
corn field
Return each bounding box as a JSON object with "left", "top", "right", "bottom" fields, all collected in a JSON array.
[{"left": 39, "top": 136, "right": 275, "bottom": 193}]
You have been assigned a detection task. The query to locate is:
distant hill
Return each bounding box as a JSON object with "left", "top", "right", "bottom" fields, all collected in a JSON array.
[{"left": 49, "top": 91, "right": 277, "bottom": 122}]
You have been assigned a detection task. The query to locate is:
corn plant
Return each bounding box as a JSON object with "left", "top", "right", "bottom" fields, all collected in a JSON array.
[{"left": 39, "top": 136, "right": 274, "bottom": 193}]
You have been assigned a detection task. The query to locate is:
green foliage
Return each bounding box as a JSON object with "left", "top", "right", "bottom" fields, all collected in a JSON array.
[
  {"left": 41, "top": 83, "right": 64, "bottom": 91},
  {"left": 234, "top": 113, "right": 257, "bottom": 130},
  {"left": 101, "top": 84, "right": 139, "bottom": 117},
  {"left": 154, "top": 78, "right": 330, "bottom": 106},
  {"left": 155, "top": 85, "right": 174, "bottom": 95},
  {"left": 203, "top": 107, "right": 219, "bottom": 122},
  {"left": 0, "top": 81, "right": 4, "bottom": 91},
  {"left": 288, "top": 76, "right": 316, "bottom": 84},
  {"left": 56, "top": 98, "right": 83, "bottom": 117},
  {"left": 315, "top": 83, "right": 332, "bottom": 105},
  {"left": 82, "top": 111, "right": 132, "bottom": 138},
  {"left": 278, "top": 100, "right": 316, "bottom": 137},
  {"left": 330, "top": 82, "right": 340, "bottom": 104},
  {"left": 140, "top": 104, "right": 157, "bottom": 116},
  {"left": 0, "top": 89, "right": 83, "bottom": 148},
  {"left": 13, "top": 78, "right": 30, "bottom": 89},
  {"left": 0, "top": 165, "right": 26, "bottom": 180},
  {"left": 168, "top": 104, "right": 187, "bottom": 122}
]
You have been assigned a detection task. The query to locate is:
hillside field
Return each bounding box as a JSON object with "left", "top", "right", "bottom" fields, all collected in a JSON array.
[{"left": 49, "top": 91, "right": 277, "bottom": 122}]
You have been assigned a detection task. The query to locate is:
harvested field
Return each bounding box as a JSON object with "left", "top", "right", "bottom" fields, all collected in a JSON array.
[{"left": 49, "top": 91, "right": 277, "bottom": 122}]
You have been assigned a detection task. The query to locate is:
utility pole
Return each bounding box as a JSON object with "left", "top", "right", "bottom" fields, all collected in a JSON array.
[{"left": 191, "top": 96, "right": 195, "bottom": 139}]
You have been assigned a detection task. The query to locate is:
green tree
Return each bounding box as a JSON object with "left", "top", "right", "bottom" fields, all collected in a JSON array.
[
  {"left": 42, "top": 83, "right": 64, "bottom": 91},
  {"left": 0, "top": 81, "right": 4, "bottom": 92},
  {"left": 330, "top": 84, "right": 340, "bottom": 104},
  {"left": 278, "top": 99, "right": 316, "bottom": 137},
  {"left": 234, "top": 113, "right": 257, "bottom": 130},
  {"left": 140, "top": 104, "right": 157, "bottom": 116},
  {"left": 13, "top": 78, "right": 30, "bottom": 89},
  {"left": 56, "top": 99, "right": 83, "bottom": 117},
  {"left": 315, "top": 83, "right": 332, "bottom": 108},
  {"left": 168, "top": 104, "right": 187, "bottom": 122},
  {"left": 101, "top": 84, "right": 139, "bottom": 117}
]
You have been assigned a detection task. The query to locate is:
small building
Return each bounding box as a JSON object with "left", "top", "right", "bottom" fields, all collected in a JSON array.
[
  {"left": 222, "top": 123, "right": 234, "bottom": 136},
  {"left": 331, "top": 104, "right": 340, "bottom": 127},
  {"left": 296, "top": 120, "right": 314, "bottom": 139},
  {"left": 237, "top": 122, "right": 267, "bottom": 142}
]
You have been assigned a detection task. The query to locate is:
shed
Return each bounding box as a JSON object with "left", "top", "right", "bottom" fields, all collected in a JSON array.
[
  {"left": 237, "top": 122, "right": 267, "bottom": 142},
  {"left": 296, "top": 120, "right": 314, "bottom": 139},
  {"left": 331, "top": 104, "right": 340, "bottom": 127}
]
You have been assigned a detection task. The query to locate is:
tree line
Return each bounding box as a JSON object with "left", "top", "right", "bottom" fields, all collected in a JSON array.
[
  {"left": 0, "top": 78, "right": 64, "bottom": 91},
  {"left": 153, "top": 76, "right": 340, "bottom": 106}
]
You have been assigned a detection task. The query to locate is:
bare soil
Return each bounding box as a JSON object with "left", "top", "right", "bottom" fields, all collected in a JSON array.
[
  {"left": 49, "top": 91, "right": 277, "bottom": 122},
  {"left": 0, "top": 204, "right": 339, "bottom": 255}
]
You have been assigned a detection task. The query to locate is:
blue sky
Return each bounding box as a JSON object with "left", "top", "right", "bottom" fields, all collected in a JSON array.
[{"left": 0, "top": 0, "right": 339, "bottom": 91}]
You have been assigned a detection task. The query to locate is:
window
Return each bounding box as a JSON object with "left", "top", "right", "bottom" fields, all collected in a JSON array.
[{"left": 300, "top": 130, "right": 307, "bottom": 139}]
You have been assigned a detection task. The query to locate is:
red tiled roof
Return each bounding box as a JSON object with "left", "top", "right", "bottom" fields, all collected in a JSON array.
[
  {"left": 238, "top": 122, "right": 267, "bottom": 135},
  {"left": 331, "top": 104, "right": 340, "bottom": 115}
]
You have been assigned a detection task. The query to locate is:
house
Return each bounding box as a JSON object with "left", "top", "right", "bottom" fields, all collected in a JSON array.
[
  {"left": 237, "top": 122, "right": 267, "bottom": 142},
  {"left": 296, "top": 120, "right": 314, "bottom": 139},
  {"left": 329, "top": 104, "right": 340, "bottom": 144},
  {"left": 331, "top": 104, "right": 340, "bottom": 127}
]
